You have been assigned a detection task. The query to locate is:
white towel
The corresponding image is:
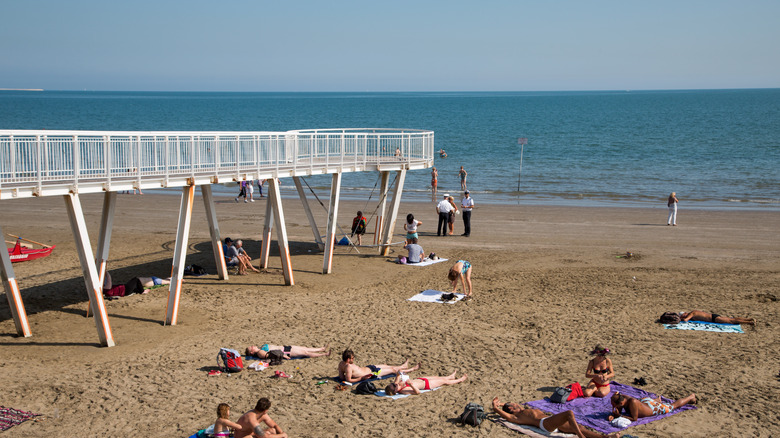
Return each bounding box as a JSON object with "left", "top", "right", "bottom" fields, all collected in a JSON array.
[
  {"left": 407, "top": 289, "right": 465, "bottom": 304},
  {"left": 610, "top": 417, "right": 632, "bottom": 428}
]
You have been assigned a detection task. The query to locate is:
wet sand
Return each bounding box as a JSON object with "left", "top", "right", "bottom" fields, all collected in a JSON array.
[{"left": 1, "top": 193, "right": 778, "bottom": 437}]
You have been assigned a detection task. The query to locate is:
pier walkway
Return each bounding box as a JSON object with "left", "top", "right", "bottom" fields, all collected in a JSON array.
[{"left": 1, "top": 128, "right": 434, "bottom": 346}]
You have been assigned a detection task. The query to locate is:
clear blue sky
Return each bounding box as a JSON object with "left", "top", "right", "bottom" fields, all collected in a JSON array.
[{"left": 2, "top": 0, "right": 778, "bottom": 91}]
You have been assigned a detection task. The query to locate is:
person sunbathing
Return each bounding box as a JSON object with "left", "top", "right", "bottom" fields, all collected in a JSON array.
[
  {"left": 246, "top": 344, "right": 330, "bottom": 359},
  {"left": 583, "top": 344, "right": 615, "bottom": 397},
  {"left": 384, "top": 371, "right": 467, "bottom": 396},
  {"left": 124, "top": 276, "right": 171, "bottom": 295},
  {"left": 492, "top": 397, "right": 620, "bottom": 438},
  {"left": 337, "top": 348, "right": 420, "bottom": 383},
  {"left": 680, "top": 310, "right": 755, "bottom": 325},
  {"left": 609, "top": 391, "right": 696, "bottom": 422}
]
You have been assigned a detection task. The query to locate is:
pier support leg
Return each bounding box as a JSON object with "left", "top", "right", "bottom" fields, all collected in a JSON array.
[
  {"left": 165, "top": 185, "right": 195, "bottom": 326},
  {"left": 259, "top": 188, "right": 274, "bottom": 269},
  {"left": 88, "top": 191, "right": 117, "bottom": 318},
  {"left": 323, "top": 172, "right": 342, "bottom": 274},
  {"left": 373, "top": 171, "right": 390, "bottom": 245},
  {"left": 293, "top": 176, "right": 323, "bottom": 250},
  {"left": 0, "top": 223, "right": 31, "bottom": 338},
  {"left": 268, "top": 178, "right": 294, "bottom": 285},
  {"left": 201, "top": 185, "right": 229, "bottom": 280},
  {"left": 64, "top": 193, "right": 115, "bottom": 347},
  {"left": 380, "top": 169, "right": 406, "bottom": 256}
]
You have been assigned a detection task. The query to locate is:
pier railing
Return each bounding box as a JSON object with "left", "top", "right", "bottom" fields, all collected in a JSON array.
[{"left": 0, "top": 128, "right": 434, "bottom": 199}]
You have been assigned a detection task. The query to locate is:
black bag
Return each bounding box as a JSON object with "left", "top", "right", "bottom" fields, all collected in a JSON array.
[
  {"left": 355, "top": 380, "right": 377, "bottom": 395},
  {"left": 440, "top": 292, "right": 456, "bottom": 302},
  {"left": 267, "top": 350, "right": 285, "bottom": 366},
  {"left": 659, "top": 312, "right": 681, "bottom": 324},
  {"left": 459, "top": 402, "right": 487, "bottom": 426},
  {"left": 549, "top": 387, "right": 572, "bottom": 403}
]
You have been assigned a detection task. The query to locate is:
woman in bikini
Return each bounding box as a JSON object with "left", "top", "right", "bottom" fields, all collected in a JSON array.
[
  {"left": 213, "top": 403, "right": 243, "bottom": 438},
  {"left": 448, "top": 260, "right": 473, "bottom": 300},
  {"left": 430, "top": 167, "right": 438, "bottom": 198},
  {"left": 245, "top": 344, "right": 330, "bottom": 359},
  {"left": 384, "top": 371, "right": 468, "bottom": 396},
  {"left": 583, "top": 344, "right": 614, "bottom": 397}
]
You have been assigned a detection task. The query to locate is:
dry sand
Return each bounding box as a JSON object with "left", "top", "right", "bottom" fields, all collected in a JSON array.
[{"left": 1, "top": 193, "right": 778, "bottom": 437}]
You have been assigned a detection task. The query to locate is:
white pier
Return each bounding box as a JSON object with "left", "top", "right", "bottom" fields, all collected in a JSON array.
[{"left": 0, "top": 128, "right": 434, "bottom": 346}]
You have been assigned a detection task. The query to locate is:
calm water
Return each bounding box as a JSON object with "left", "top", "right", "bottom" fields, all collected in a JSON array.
[{"left": 1, "top": 89, "right": 779, "bottom": 210}]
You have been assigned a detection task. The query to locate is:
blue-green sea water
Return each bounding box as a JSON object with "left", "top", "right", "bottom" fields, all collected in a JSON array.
[{"left": 1, "top": 89, "right": 778, "bottom": 209}]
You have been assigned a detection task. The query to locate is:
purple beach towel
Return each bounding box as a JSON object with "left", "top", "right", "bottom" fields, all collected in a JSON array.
[{"left": 526, "top": 382, "right": 696, "bottom": 434}]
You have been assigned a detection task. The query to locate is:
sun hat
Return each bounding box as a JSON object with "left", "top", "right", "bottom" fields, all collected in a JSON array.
[
  {"left": 443, "top": 193, "right": 450, "bottom": 198},
  {"left": 464, "top": 190, "right": 470, "bottom": 194}
]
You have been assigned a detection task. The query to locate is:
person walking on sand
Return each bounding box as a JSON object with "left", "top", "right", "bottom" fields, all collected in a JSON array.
[
  {"left": 436, "top": 194, "right": 454, "bottom": 236},
  {"left": 430, "top": 167, "right": 438, "bottom": 199},
  {"left": 461, "top": 190, "right": 474, "bottom": 237},
  {"left": 459, "top": 166, "right": 468, "bottom": 191},
  {"left": 351, "top": 211, "right": 367, "bottom": 246},
  {"left": 338, "top": 349, "right": 420, "bottom": 383},
  {"left": 234, "top": 398, "right": 287, "bottom": 438},
  {"left": 384, "top": 371, "right": 468, "bottom": 396},
  {"left": 448, "top": 260, "right": 473, "bottom": 300},
  {"left": 492, "top": 397, "right": 620, "bottom": 438},
  {"left": 609, "top": 391, "right": 696, "bottom": 422},
  {"left": 667, "top": 192, "right": 678, "bottom": 226}
]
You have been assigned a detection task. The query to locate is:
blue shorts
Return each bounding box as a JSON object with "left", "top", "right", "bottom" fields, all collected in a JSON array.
[
  {"left": 406, "top": 232, "right": 418, "bottom": 240},
  {"left": 367, "top": 365, "right": 381, "bottom": 373},
  {"left": 151, "top": 276, "right": 162, "bottom": 285}
]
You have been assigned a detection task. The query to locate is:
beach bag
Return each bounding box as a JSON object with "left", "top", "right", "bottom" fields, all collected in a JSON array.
[
  {"left": 459, "top": 402, "right": 487, "bottom": 426},
  {"left": 549, "top": 386, "right": 572, "bottom": 403},
  {"left": 440, "top": 292, "right": 456, "bottom": 302},
  {"left": 217, "top": 348, "right": 243, "bottom": 373},
  {"left": 659, "top": 312, "right": 681, "bottom": 324},
  {"left": 267, "top": 349, "right": 285, "bottom": 366},
  {"left": 355, "top": 380, "right": 377, "bottom": 395},
  {"left": 337, "top": 236, "right": 350, "bottom": 245}
]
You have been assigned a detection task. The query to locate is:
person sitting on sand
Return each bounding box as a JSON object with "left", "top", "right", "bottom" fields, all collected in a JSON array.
[
  {"left": 338, "top": 348, "right": 420, "bottom": 383},
  {"left": 492, "top": 397, "right": 619, "bottom": 438},
  {"left": 246, "top": 344, "right": 331, "bottom": 359},
  {"left": 384, "top": 371, "right": 467, "bottom": 396},
  {"left": 234, "top": 397, "right": 287, "bottom": 438},
  {"left": 583, "top": 344, "right": 615, "bottom": 397},
  {"left": 398, "top": 237, "right": 425, "bottom": 264},
  {"left": 448, "top": 260, "right": 473, "bottom": 300},
  {"left": 680, "top": 310, "right": 755, "bottom": 325},
  {"left": 609, "top": 391, "right": 696, "bottom": 422},
  {"left": 213, "top": 403, "right": 242, "bottom": 438},
  {"left": 234, "top": 239, "right": 260, "bottom": 273},
  {"left": 223, "top": 237, "right": 256, "bottom": 275}
]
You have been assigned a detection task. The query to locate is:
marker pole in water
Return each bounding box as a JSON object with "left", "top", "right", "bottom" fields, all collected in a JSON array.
[{"left": 517, "top": 137, "right": 528, "bottom": 193}]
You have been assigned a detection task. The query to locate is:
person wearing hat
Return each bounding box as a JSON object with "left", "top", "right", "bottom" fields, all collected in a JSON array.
[
  {"left": 436, "top": 193, "right": 454, "bottom": 236},
  {"left": 461, "top": 190, "right": 474, "bottom": 237}
]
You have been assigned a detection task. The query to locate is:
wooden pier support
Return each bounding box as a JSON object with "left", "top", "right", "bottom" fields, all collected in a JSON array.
[
  {"left": 165, "top": 185, "right": 195, "bottom": 326},
  {"left": 380, "top": 169, "right": 406, "bottom": 256},
  {"left": 323, "top": 172, "right": 342, "bottom": 274},
  {"left": 0, "top": 223, "right": 31, "bottom": 338}
]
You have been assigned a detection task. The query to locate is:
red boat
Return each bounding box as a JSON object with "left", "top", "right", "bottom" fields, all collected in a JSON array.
[{"left": 6, "top": 236, "right": 55, "bottom": 263}]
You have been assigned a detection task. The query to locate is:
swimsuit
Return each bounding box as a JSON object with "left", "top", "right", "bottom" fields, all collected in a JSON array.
[
  {"left": 151, "top": 276, "right": 162, "bottom": 286},
  {"left": 710, "top": 313, "right": 721, "bottom": 322},
  {"left": 404, "top": 377, "right": 431, "bottom": 391},
  {"left": 641, "top": 397, "right": 673, "bottom": 415},
  {"left": 367, "top": 365, "right": 381, "bottom": 374},
  {"left": 213, "top": 430, "right": 231, "bottom": 438},
  {"left": 538, "top": 417, "right": 558, "bottom": 433},
  {"left": 261, "top": 344, "right": 270, "bottom": 352},
  {"left": 283, "top": 345, "right": 292, "bottom": 353},
  {"left": 458, "top": 260, "right": 471, "bottom": 274},
  {"left": 590, "top": 379, "right": 610, "bottom": 388}
]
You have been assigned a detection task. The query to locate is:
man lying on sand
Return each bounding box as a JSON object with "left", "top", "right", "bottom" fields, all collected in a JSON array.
[
  {"left": 608, "top": 391, "right": 696, "bottom": 422},
  {"left": 680, "top": 310, "right": 755, "bottom": 325},
  {"left": 246, "top": 344, "right": 330, "bottom": 359},
  {"left": 383, "top": 371, "right": 467, "bottom": 396},
  {"left": 338, "top": 348, "right": 419, "bottom": 383},
  {"left": 492, "top": 397, "right": 620, "bottom": 438},
  {"left": 234, "top": 397, "right": 287, "bottom": 438}
]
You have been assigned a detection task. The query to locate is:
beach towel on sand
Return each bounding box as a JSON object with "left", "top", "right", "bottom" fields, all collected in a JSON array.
[
  {"left": 663, "top": 320, "right": 744, "bottom": 333},
  {"left": 407, "top": 289, "right": 465, "bottom": 304},
  {"left": 331, "top": 373, "right": 396, "bottom": 386},
  {"left": 0, "top": 406, "right": 41, "bottom": 432},
  {"left": 403, "top": 257, "right": 448, "bottom": 267},
  {"left": 526, "top": 382, "right": 696, "bottom": 434},
  {"left": 374, "top": 387, "right": 440, "bottom": 400},
  {"left": 491, "top": 418, "right": 576, "bottom": 438}
]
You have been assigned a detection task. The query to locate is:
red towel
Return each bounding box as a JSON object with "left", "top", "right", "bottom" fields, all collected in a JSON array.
[{"left": 566, "top": 382, "right": 583, "bottom": 401}]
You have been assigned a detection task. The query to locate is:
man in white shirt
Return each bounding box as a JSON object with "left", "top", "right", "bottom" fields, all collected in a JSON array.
[
  {"left": 461, "top": 190, "right": 474, "bottom": 237},
  {"left": 436, "top": 194, "right": 453, "bottom": 236}
]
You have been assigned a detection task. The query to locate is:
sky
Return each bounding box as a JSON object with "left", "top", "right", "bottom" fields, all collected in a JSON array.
[{"left": 1, "top": 0, "right": 779, "bottom": 92}]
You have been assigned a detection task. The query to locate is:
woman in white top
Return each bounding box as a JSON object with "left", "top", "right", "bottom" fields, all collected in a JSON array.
[
  {"left": 667, "top": 192, "right": 678, "bottom": 226},
  {"left": 403, "top": 213, "right": 422, "bottom": 244}
]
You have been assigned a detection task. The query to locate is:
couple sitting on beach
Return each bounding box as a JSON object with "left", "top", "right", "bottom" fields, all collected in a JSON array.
[
  {"left": 224, "top": 237, "right": 260, "bottom": 275},
  {"left": 211, "top": 397, "right": 287, "bottom": 438},
  {"left": 337, "top": 349, "right": 467, "bottom": 395}
]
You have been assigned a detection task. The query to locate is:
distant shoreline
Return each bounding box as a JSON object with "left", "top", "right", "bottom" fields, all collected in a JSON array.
[{"left": 0, "top": 88, "right": 44, "bottom": 91}]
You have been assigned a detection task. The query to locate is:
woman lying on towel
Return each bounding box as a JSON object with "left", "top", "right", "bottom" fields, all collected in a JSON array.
[
  {"left": 583, "top": 344, "right": 615, "bottom": 397},
  {"left": 245, "top": 344, "right": 331, "bottom": 359},
  {"left": 383, "top": 371, "right": 467, "bottom": 396}
]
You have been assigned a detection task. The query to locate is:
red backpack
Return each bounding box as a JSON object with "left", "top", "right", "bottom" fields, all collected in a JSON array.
[{"left": 217, "top": 348, "right": 243, "bottom": 373}]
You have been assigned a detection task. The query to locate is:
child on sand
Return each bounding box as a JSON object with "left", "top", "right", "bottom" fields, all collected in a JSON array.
[
  {"left": 213, "top": 403, "right": 242, "bottom": 438},
  {"left": 403, "top": 213, "right": 422, "bottom": 244},
  {"left": 351, "top": 211, "right": 367, "bottom": 245},
  {"left": 448, "top": 260, "right": 473, "bottom": 300}
]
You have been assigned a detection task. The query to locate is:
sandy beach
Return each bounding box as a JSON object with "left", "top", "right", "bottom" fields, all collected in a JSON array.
[{"left": 1, "top": 193, "right": 778, "bottom": 437}]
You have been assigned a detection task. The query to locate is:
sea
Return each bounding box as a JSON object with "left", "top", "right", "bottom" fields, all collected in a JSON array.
[{"left": 1, "top": 89, "right": 779, "bottom": 210}]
